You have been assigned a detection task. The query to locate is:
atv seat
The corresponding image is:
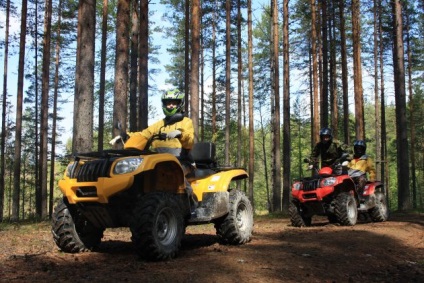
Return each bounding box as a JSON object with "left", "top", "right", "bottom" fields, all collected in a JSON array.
[{"left": 186, "top": 142, "right": 217, "bottom": 180}]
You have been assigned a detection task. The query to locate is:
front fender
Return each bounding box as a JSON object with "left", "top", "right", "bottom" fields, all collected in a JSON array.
[
  {"left": 190, "top": 169, "right": 248, "bottom": 201},
  {"left": 363, "top": 181, "right": 383, "bottom": 196}
]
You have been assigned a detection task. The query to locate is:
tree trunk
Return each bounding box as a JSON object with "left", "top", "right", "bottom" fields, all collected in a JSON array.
[
  {"left": 406, "top": 13, "right": 416, "bottom": 209},
  {"left": 139, "top": 0, "right": 148, "bottom": 130},
  {"left": 311, "top": 0, "right": 319, "bottom": 145},
  {"left": 339, "top": 0, "right": 349, "bottom": 144},
  {"left": 282, "top": 0, "right": 290, "bottom": 212},
  {"left": 271, "top": 0, "right": 281, "bottom": 212},
  {"left": 212, "top": 4, "right": 217, "bottom": 138},
  {"left": 184, "top": 0, "right": 190, "bottom": 113},
  {"left": 190, "top": 0, "right": 200, "bottom": 141},
  {"left": 12, "top": 0, "right": 28, "bottom": 221},
  {"left": 0, "top": 0, "right": 11, "bottom": 222},
  {"left": 225, "top": 0, "right": 231, "bottom": 165},
  {"left": 392, "top": 0, "right": 410, "bottom": 210},
  {"left": 237, "top": 0, "right": 242, "bottom": 169},
  {"left": 98, "top": 0, "right": 108, "bottom": 150},
  {"left": 352, "top": 0, "right": 365, "bottom": 140},
  {"left": 129, "top": 0, "right": 139, "bottom": 132},
  {"left": 378, "top": 0, "right": 389, "bottom": 206},
  {"left": 329, "top": 2, "right": 338, "bottom": 138},
  {"left": 248, "top": 0, "right": 254, "bottom": 205},
  {"left": 49, "top": 1, "right": 62, "bottom": 218},
  {"left": 373, "top": 0, "right": 381, "bottom": 180},
  {"left": 73, "top": 0, "right": 95, "bottom": 153},
  {"left": 39, "top": 0, "right": 53, "bottom": 219},
  {"left": 320, "top": 0, "right": 329, "bottom": 128},
  {"left": 113, "top": 0, "right": 130, "bottom": 142}
]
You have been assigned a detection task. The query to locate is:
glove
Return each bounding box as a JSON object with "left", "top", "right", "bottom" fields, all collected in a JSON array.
[
  {"left": 342, "top": 161, "right": 349, "bottom": 167},
  {"left": 308, "top": 165, "right": 314, "bottom": 170},
  {"left": 109, "top": 135, "right": 122, "bottom": 145},
  {"left": 167, "top": 130, "right": 182, "bottom": 139}
]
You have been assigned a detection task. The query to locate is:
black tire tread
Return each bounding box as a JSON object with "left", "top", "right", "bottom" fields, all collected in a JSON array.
[{"left": 215, "top": 190, "right": 253, "bottom": 245}]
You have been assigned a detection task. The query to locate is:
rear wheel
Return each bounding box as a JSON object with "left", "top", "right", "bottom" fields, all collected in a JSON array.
[
  {"left": 369, "top": 192, "right": 389, "bottom": 222},
  {"left": 51, "top": 198, "right": 104, "bottom": 253},
  {"left": 130, "top": 192, "right": 184, "bottom": 261},
  {"left": 215, "top": 190, "right": 253, "bottom": 245},
  {"left": 289, "top": 201, "right": 312, "bottom": 227},
  {"left": 334, "top": 192, "right": 358, "bottom": 226}
]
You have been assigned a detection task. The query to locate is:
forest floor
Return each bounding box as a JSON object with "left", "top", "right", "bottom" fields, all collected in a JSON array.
[{"left": 0, "top": 212, "right": 423, "bottom": 283}]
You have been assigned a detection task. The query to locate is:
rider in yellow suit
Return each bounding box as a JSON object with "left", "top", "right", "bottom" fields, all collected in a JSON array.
[
  {"left": 347, "top": 140, "right": 376, "bottom": 197},
  {"left": 347, "top": 140, "right": 376, "bottom": 182},
  {"left": 124, "top": 89, "right": 194, "bottom": 159}
]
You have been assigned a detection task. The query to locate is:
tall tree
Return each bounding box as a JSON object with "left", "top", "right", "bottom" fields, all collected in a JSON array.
[
  {"left": 247, "top": 0, "right": 254, "bottom": 204},
  {"left": 211, "top": 1, "right": 217, "bottom": 138},
  {"left": 373, "top": 0, "right": 381, "bottom": 180},
  {"left": 0, "top": 0, "right": 11, "bottom": 222},
  {"left": 283, "top": 0, "right": 291, "bottom": 211},
  {"left": 139, "top": 0, "right": 148, "bottom": 130},
  {"left": 237, "top": 0, "right": 242, "bottom": 168},
  {"left": 190, "top": 0, "right": 200, "bottom": 141},
  {"left": 129, "top": 0, "right": 139, "bottom": 132},
  {"left": 329, "top": 1, "right": 338, "bottom": 137},
  {"left": 392, "top": 0, "right": 410, "bottom": 210},
  {"left": 311, "top": 0, "right": 319, "bottom": 146},
  {"left": 224, "top": 0, "right": 231, "bottom": 165},
  {"left": 320, "top": 0, "right": 329, "bottom": 128},
  {"left": 98, "top": 0, "right": 108, "bottom": 150},
  {"left": 339, "top": 0, "right": 349, "bottom": 144},
  {"left": 351, "top": 0, "right": 365, "bottom": 140},
  {"left": 271, "top": 0, "right": 281, "bottom": 212},
  {"left": 12, "top": 0, "right": 28, "bottom": 221},
  {"left": 378, "top": 0, "right": 389, "bottom": 204},
  {"left": 113, "top": 0, "right": 130, "bottom": 142},
  {"left": 39, "top": 0, "right": 53, "bottom": 219},
  {"left": 282, "top": 0, "right": 290, "bottom": 212},
  {"left": 73, "top": 0, "right": 96, "bottom": 153},
  {"left": 49, "top": 0, "right": 62, "bottom": 217},
  {"left": 184, "top": 0, "right": 190, "bottom": 112},
  {"left": 405, "top": 9, "right": 416, "bottom": 209}
]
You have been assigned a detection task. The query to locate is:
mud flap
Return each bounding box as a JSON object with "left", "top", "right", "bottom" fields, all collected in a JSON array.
[{"left": 188, "top": 191, "right": 229, "bottom": 223}]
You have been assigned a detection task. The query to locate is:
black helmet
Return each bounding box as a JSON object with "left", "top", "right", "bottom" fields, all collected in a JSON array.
[
  {"left": 354, "top": 140, "right": 366, "bottom": 157},
  {"left": 319, "top": 127, "right": 333, "bottom": 143}
]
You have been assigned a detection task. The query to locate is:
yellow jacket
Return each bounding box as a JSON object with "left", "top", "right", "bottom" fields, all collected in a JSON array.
[
  {"left": 348, "top": 155, "right": 376, "bottom": 181},
  {"left": 124, "top": 117, "right": 194, "bottom": 155}
]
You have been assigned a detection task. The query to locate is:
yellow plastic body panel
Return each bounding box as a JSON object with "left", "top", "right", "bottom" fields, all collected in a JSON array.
[
  {"left": 190, "top": 169, "right": 248, "bottom": 201},
  {"left": 59, "top": 153, "right": 185, "bottom": 204}
]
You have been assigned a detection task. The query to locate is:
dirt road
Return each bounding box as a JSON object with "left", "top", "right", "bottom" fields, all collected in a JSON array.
[{"left": 0, "top": 213, "right": 423, "bottom": 282}]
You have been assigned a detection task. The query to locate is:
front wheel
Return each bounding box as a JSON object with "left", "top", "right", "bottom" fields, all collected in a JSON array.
[
  {"left": 334, "top": 192, "right": 358, "bottom": 226},
  {"left": 289, "top": 201, "right": 312, "bottom": 227},
  {"left": 130, "top": 192, "right": 184, "bottom": 261},
  {"left": 369, "top": 192, "right": 389, "bottom": 222},
  {"left": 215, "top": 190, "right": 254, "bottom": 245},
  {"left": 51, "top": 198, "right": 104, "bottom": 253}
]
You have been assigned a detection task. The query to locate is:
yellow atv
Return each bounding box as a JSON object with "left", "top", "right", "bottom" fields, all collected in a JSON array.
[{"left": 51, "top": 130, "right": 253, "bottom": 261}]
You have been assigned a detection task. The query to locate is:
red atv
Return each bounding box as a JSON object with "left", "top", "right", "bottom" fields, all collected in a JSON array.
[{"left": 289, "top": 155, "right": 389, "bottom": 226}]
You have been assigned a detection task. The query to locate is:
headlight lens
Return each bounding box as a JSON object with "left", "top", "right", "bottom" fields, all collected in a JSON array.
[
  {"left": 321, "top": 177, "right": 336, "bottom": 187},
  {"left": 292, "top": 182, "right": 302, "bottom": 190},
  {"left": 114, "top": 157, "right": 143, "bottom": 174}
]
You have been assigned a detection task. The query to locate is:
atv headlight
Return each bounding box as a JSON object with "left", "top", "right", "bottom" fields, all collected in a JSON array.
[
  {"left": 114, "top": 157, "right": 143, "bottom": 174},
  {"left": 321, "top": 177, "right": 336, "bottom": 187},
  {"left": 292, "top": 182, "right": 302, "bottom": 190}
]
